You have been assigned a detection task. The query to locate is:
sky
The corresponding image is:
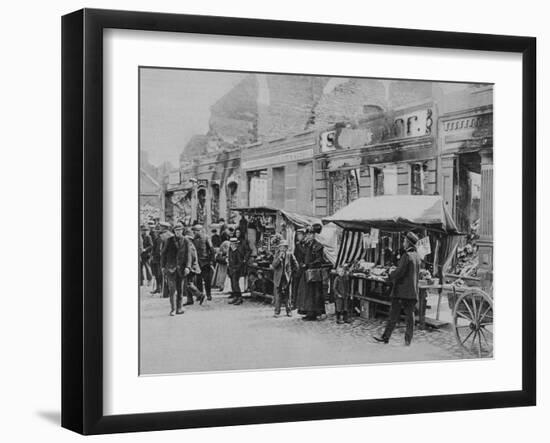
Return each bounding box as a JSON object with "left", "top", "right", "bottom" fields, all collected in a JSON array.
[
  {"left": 140, "top": 68, "right": 472, "bottom": 168},
  {"left": 140, "top": 68, "right": 245, "bottom": 167}
]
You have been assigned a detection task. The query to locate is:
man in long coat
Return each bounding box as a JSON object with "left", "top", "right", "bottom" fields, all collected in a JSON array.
[
  {"left": 296, "top": 227, "right": 326, "bottom": 321},
  {"left": 271, "top": 240, "right": 298, "bottom": 317},
  {"left": 160, "top": 224, "right": 185, "bottom": 316},
  {"left": 227, "top": 238, "right": 244, "bottom": 305},
  {"left": 149, "top": 225, "right": 163, "bottom": 294},
  {"left": 191, "top": 224, "right": 215, "bottom": 302},
  {"left": 374, "top": 231, "right": 421, "bottom": 345},
  {"left": 291, "top": 228, "right": 306, "bottom": 310}
]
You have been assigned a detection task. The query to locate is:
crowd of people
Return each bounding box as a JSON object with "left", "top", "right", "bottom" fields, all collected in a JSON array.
[
  {"left": 140, "top": 217, "right": 423, "bottom": 344},
  {"left": 139, "top": 218, "right": 331, "bottom": 321}
]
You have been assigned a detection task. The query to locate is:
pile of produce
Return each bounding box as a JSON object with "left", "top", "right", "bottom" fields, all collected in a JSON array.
[{"left": 453, "top": 243, "right": 479, "bottom": 277}]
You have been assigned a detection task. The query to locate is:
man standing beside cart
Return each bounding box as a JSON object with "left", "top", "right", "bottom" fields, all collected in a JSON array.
[{"left": 374, "top": 232, "right": 421, "bottom": 346}]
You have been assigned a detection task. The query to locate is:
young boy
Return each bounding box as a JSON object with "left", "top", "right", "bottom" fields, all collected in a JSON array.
[{"left": 333, "top": 265, "right": 353, "bottom": 324}]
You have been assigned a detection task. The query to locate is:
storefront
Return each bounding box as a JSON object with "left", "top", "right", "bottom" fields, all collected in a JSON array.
[
  {"left": 240, "top": 131, "right": 317, "bottom": 216},
  {"left": 164, "top": 149, "right": 242, "bottom": 226},
  {"left": 438, "top": 85, "right": 493, "bottom": 281},
  {"left": 314, "top": 102, "right": 438, "bottom": 217}
]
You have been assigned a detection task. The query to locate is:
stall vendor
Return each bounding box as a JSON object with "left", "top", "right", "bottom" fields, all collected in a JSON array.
[{"left": 374, "top": 231, "right": 421, "bottom": 346}]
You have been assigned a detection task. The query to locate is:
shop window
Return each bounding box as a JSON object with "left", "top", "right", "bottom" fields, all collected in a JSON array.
[
  {"left": 455, "top": 154, "right": 481, "bottom": 233},
  {"left": 272, "top": 167, "right": 285, "bottom": 208},
  {"left": 226, "top": 181, "right": 238, "bottom": 223},
  {"left": 329, "top": 169, "right": 360, "bottom": 214},
  {"left": 373, "top": 166, "right": 397, "bottom": 196},
  {"left": 196, "top": 188, "right": 207, "bottom": 225},
  {"left": 373, "top": 167, "right": 384, "bottom": 196},
  {"left": 411, "top": 163, "right": 428, "bottom": 195},
  {"left": 210, "top": 183, "right": 220, "bottom": 223},
  {"left": 248, "top": 169, "right": 268, "bottom": 207}
]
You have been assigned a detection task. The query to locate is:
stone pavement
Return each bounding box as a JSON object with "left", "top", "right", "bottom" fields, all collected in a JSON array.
[{"left": 139, "top": 287, "right": 480, "bottom": 375}]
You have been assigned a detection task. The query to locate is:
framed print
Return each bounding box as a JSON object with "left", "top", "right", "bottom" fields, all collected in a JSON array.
[{"left": 61, "top": 8, "right": 536, "bottom": 435}]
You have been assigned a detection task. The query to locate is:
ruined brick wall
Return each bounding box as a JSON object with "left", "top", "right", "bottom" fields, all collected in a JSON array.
[
  {"left": 308, "top": 78, "right": 388, "bottom": 129},
  {"left": 208, "top": 75, "right": 259, "bottom": 145},
  {"left": 181, "top": 76, "right": 443, "bottom": 160},
  {"left": 388, "top": 81, "right": 436, "bottom": 109},
  {"left": 257, "top": 75, "right": 327, "bottom": 140}
]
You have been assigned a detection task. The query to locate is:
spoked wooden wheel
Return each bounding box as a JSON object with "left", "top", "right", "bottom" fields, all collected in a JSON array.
[{"left": 453, "top": 289, "right": 493, "bottom": 357}]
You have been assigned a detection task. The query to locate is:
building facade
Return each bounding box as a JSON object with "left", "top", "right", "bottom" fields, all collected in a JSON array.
[
  {"left": 311, "top": 100, "right": 438, "bottom": 217},
  {"left": 164, "top": 148, "right": 242, "bottom": 226},
  {"left": 164, "top": 83, "right": 493, "bottom": 265},
  {"left": 239, "top": 131, "right": 318, "bottom": 215}
]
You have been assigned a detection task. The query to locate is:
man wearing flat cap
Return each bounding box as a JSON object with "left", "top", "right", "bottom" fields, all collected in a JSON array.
[
  {"left": 375, "top": 231, "right": 421, "bottom": 345},
  {"left": 190, "top": 224, "right": 215, "bottom": 304}
]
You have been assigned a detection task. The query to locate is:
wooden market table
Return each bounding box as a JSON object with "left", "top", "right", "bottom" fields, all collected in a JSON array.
[{"left": 335, "top": 272, "right": 456, "bottom": 328}]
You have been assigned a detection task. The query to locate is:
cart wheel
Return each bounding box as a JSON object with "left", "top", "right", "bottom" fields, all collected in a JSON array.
[{"left": 453, "top": 289, "right": 493, "bottom": 357}]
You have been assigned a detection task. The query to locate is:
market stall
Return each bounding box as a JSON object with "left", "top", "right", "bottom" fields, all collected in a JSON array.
[
  {"left": 323, "top": 195, "right": 463, "bottom": 329},
  {"left": 232, "top": 206, "right": 323, "bottom": 300}
]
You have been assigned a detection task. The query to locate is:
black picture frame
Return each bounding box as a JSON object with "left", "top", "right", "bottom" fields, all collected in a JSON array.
[{"left": 61, "top": 8, "right": 536, "bottom": 435}]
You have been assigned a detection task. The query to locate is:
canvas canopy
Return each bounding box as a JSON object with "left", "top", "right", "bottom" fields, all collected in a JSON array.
[
  {"left": 322, "top": 195, "right": 460, "bottom": 234},
  {"left": 234, "top": 206, "right": 321, "bottom": 228},
  {"left": 234, "top": 206, "right": 339, "bottom": 263}
]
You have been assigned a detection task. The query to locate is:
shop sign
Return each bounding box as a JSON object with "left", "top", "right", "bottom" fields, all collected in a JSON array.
[
  {"left": 320, "top": 130, "right": 337, "bottom": 152},
  {"left": 168, "top": 171, "right": 180, "bottom": 185},
  {"left": 242, "top": 148, "right": 314, "bottom": 170},
  {"left": 393, "top": 108, "right": 433, "bottom": 138}
]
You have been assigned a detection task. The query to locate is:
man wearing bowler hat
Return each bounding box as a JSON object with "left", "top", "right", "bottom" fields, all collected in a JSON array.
[{"left": 374, "top": 231, "right": 421, "bottom": 346}]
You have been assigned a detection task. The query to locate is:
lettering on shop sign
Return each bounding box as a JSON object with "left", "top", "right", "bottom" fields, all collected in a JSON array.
[
  {"left": 242, "top": 148, "right": 314, "bottom": 170},
  {"left": 393, "top": 109, "right": 433, "bottom": 138},
  {"left": 320, "top": 130, "right": 336, "bottom": 152},
  {"left": 443, "top": 115, "right": 490, "bottom": 132}
]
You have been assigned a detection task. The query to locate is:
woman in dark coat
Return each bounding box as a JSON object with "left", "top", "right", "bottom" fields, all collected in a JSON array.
[
  {"left": 291, "top": 228, "right": 306, "bottom": 310},
  {"left": 296, "top": 228, "right": 326, "bottom": 320}
]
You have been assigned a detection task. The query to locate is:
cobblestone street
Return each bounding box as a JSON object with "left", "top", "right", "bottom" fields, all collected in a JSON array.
[{"left": 140, "top": 287, "right": 477, "bottom": 375}]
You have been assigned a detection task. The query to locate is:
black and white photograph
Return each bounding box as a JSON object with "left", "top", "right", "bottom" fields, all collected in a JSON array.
[{"left": 139, "top": 68, "right": 494, "bottom": 375}]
